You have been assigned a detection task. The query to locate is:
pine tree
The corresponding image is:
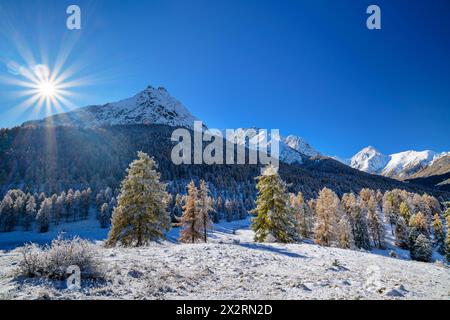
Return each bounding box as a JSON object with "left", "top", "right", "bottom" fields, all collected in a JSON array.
[
  {"left": 36, "top": 198, "right": 52, "bottom": 233},
  {"left": 410, "top": 234, "right": 432, "bottom": 262},
  {"left": 23, "top": 196, "right": 36, "bottom": 231},
  {"left": 314, "top": 187, "right": 340, "bottom": 246},
  {"left": 106, "top": 152, "right": 170, "bottom": 247},
  {"left": 251, "top": 165, "right": 297, "bottom": 243},
  {"left": 178, "top": 181, "right": 203, "bottom": 243},
  {"left": 432, "top": 214, "right": 445, "bottom": 254},
  {"left": 198, "top": 180, "right": 214, "bottom": 243},
  {"left": 367, "top": 196, "right": 385, "bottom": 248}
]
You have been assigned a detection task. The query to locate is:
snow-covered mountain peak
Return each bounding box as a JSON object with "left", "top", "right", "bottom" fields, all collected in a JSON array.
[
  {"left": 283, "top": 135, "right": 320, "bottom": 157},
  {"left": 348, "top": 146, "right": 450, "bottom": 179},
  {"left": 350, "top": 146, "right": 389, "bottom": 174},
  {"left": 23, "top": 85, "right": 200, "bottom": 130},
  {"left": 381, "top": 150, "right": 437, "bottom": 178}
]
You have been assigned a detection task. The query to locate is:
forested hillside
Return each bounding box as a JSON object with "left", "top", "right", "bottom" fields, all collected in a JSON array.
[{"left": 1, "top": 124, "right": 447, "bottom": 202}]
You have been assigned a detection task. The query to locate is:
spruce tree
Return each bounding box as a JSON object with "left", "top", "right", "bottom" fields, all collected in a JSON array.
[
  {"left": 353, "top": 206, "right": 372, "bottom": 250},
  {"left": 410, "top": 234, "right": 432, "bottom": 262},
  {"left": 251, "top": 165, "right": 297, "bottom": 243},
  {"left": 178, "top": 181, "right": 203, "bottom": 243},
  {"left": 106, "top": 152, "right": 170, "bottom": 247},
  {"left": 394, "top": 217, "right": 409, "bottom": 249}
]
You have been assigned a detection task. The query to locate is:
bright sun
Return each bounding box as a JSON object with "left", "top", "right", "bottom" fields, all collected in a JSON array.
[{"left": 38, "top": 80, "right": 57, "bottom": 98}]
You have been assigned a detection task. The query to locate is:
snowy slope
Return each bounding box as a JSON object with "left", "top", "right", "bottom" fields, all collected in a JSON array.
[
  {"left": 381, "top": 150, "right": 437, "bottom": 178},
  {"left": 1, "top": 219, "right": 449, "bottom": 300},
  {"left": 226, "top": 128, "right": 304, "bottom": 164},
  {"left": 348, "top": 147, "right": 450, "bottom": 179},
  {"left": 283, "top": 135, "right": 320, "bottom": 158},
  {"left": 350, "top": 146, "right": 389, "bottom": 174},
  {"left": 23, "top": 86, "right": 200, "bottom": 130}
]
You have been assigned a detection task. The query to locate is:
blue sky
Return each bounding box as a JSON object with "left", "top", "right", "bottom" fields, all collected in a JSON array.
[{"left": 0, "top": 0, "right": 449, "bottom": 158}]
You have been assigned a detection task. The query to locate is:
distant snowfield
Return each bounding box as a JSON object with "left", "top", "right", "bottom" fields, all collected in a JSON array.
[{"left": 0, "top": 218, "right": 449, "bottom": 300}]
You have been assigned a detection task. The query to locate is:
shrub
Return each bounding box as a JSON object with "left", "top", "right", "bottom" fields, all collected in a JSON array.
[{"left": 17, "top": 235, "right": 104, "bottom": 280}]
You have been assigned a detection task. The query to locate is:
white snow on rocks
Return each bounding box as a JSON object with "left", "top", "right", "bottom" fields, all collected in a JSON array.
[
  {"left": 23, "top": 86, "right": 200, "bottom": 130},
  {"left": 348, "top": 146, "right": 450, "bottom": 178}
]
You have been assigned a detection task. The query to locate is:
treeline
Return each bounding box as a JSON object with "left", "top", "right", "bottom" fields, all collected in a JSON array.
[
  {"left": 0, "top": 184, "right": 251, "bottom": 233},
  {"left": 251, "top": 166, "right": 450, "bottom": 263},
  {"left": 0, "top": 187, "right": 116, "bottom": 233},
  {"left": 103, "top": 153, "right": 450, "bottom": 263},
  {"left": 1, "top": 124, "right": 447, "bottom": 204}
]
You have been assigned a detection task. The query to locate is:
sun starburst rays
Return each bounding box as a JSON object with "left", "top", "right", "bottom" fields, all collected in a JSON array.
[{"left": 1, "top": 61, "right": 83, "bottom": 121}]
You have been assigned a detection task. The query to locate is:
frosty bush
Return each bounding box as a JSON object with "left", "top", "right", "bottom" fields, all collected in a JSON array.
[{"left": 17, "top": 236, "right": 104, "bottom": 280}]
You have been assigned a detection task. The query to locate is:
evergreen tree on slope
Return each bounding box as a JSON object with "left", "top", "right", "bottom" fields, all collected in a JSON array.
[
  {"left": 106, "top": 152, "right": 170, "bottom": 247},
  {"left": 251, "top": 165, "right": 297, "bottom": 243}
]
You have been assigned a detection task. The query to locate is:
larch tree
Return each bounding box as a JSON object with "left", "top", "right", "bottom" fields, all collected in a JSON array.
[
  {"left": 23, "top": 196, "right": 36, "bottom": 231},
  {"left": 106, "top": 152, "right": 171, "bottom": 247},
  {"left": 0, "top": 195, "right": 15, "bottom": 232},
  {"left": 314, "top": 187, "right": 340, "bottom": 246},
  {"left": 290, "top": 192, "right": 312, "bottom": 239},
  {"left": 36, "top": 198, "right": 52, "bottom": 233},
  {"left": 432, "top": 214, "right": 445, "bottom": 254},
  {"left": 99, "top": 203, "right": 110, "bottom": 229},
  {"left": 251, "top": 165, "right": 297, "bottom": 243},
  {"left": 367, "top": 195, "right": 385, "bottom": 249},
  {"left": 382, "top": 192, "right": 398, "bottom": 233},
  {"left": 198, "top": 180, "right": 214, "bottom": 243},
  {"left": 178, "top": 181, "right": 203, "bottom": 243},
  {"left": 399, "top": 202, "right": 411, "bottom": 222},
  {"left": 337, "top": 214, "right": 353, "bottom": 249}
]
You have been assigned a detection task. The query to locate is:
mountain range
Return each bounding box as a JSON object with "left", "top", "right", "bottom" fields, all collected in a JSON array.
[
  {"left": 7, "top": 85, "right": 449, "bottom": 197},
  {"left": 341, "top": 146, "right": 450, "bottom": 188}
]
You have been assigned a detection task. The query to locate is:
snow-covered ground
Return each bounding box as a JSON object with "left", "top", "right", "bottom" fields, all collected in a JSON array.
[{"left": 0, "top": 218, "right": 449, "bottom": 300}]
